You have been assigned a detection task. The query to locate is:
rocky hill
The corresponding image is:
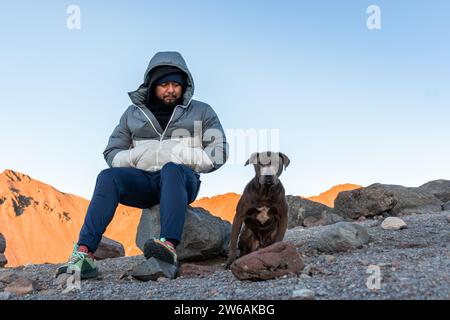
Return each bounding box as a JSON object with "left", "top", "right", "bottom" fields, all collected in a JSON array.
[
  {"left": 306, "top": 183, "right": 362, "bottom": 207},
  {"left": 0, "top": 170, "right": 143, "bottom": 267}
]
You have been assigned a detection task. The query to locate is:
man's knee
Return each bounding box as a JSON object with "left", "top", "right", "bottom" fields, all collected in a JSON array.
[
  {"left": 97, "top": 167, "right": 122, "bottom": 183},
  {"left": 160, "top": 162, "right": 183, "bottom": 176}
]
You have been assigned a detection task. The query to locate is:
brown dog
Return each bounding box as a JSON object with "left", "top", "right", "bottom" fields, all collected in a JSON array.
[{"left": 225, "top": 151, "right": 290, "bottom": 268}]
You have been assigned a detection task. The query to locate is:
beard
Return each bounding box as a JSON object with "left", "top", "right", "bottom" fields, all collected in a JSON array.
[{"left": 152, "top": 94, "right": 183, "bottom": 109}]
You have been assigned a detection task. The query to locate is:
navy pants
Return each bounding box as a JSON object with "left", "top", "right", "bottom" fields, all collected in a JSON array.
[{"left": 78, "top": 162, "right": 202, "bottom": 252}]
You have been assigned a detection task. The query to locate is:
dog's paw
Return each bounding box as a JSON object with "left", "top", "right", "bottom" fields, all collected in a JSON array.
[{"left": 224, "top": 258, "right": 235, "bottom": 269}]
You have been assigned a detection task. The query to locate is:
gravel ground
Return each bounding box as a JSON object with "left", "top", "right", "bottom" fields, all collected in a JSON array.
[{"left": 1, "top": 211, "right": 449, "bottom": 300}]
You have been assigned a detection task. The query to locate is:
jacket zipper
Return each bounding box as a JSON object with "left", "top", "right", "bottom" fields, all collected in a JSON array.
[{"left": 137, "top": 97, "right": 193, "bottom": 147}]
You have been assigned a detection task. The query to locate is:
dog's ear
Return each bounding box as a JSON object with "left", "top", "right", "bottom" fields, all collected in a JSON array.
[
  {"left": 279, "top": 152, "right": 290, "bottom": 170},
  {"left": 245, "top": 152, "right": 259, "bottom": 166}
]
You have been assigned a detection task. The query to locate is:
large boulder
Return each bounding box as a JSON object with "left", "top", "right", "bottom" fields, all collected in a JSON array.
[
  {"left": 334, "top": 187, "right": 397, "bottom": 219},
  {"left": 136, "top": 205, "right": 231, "bottom": 262},
  {"left": 286, "top": 195, "right": 344, "bottom": 228},
  {"left": 230, "top": 242, "right": 304, "bottom": 281},
  {"left": 0, "top": 233, "right": 5, "bottom": 254},
  {"left": 418, "top": 180, "right": 450, "bottom": 203},
  {"left": 335, "top": 184, "right": 443, "bottom": 218},
  {"left": 368, "top": 184, "right": 443, "bottom": 215},
  {"left": 313, "top": 222, "right": 370, "bottom": 253},
  {"left": 94, "top": 237, "right": 125, "bottom": 260}
]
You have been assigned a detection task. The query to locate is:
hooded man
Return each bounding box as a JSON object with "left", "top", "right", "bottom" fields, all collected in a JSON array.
[{"left": 57, "top": 51, "right": 228, "bottom": 279}]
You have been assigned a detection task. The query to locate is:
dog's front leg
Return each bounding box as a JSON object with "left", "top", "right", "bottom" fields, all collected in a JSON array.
[
  {"left": 274, "top": 212, "right": 288, "bottom": 242},
  {"left": 224, "top": 211, "right": 245, "bottom": 269}
]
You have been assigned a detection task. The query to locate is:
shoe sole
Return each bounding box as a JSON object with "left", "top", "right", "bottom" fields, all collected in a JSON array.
[{"left": 144, "top": 240, "right": 176, "bottom": 265}]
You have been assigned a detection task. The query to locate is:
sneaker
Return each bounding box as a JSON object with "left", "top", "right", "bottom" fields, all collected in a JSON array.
[
  {"left": 143, "top": 238, "right": 177, "bottom": 266},
  {"left": 55, "top": 244, "right": 98, "bottom": 279}
]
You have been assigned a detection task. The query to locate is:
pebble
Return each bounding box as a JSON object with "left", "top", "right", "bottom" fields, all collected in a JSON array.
[
  {"left": 292, "top": 288, "right": 315, "bottom": 300},
  {"left": 381, "top": 217, "right": 407, "bottom": 230}
]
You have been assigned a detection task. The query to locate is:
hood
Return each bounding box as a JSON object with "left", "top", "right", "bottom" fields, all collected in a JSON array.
[{"left": 128, "top": 51, "right": 195, "bottom": 107}]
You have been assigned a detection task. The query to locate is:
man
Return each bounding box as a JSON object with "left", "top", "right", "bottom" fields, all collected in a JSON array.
[{"left": 57, "top": 51, "right": 228, "bottom": 279}]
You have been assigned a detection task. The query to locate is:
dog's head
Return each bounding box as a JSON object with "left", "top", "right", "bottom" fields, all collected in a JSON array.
[{"left": 245, "top": 151, "right": 290, "bottom": 187}]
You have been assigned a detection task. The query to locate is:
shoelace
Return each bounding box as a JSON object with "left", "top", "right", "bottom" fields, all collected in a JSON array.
[
  {"left": 69, "top": 251, "right": 87, "bottom": 264},
  {"left": 156, "top": 238, "right": 176, "bottom": 255}
]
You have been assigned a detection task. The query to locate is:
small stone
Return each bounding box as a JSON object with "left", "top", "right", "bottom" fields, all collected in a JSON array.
[
  {"left": 325, "top": 255, "right": 336, "bottom": 263},
  {"left": 130, "top": 257, "right": 177, "bottom": 281},
  {"left": 299, "top": 273, "right": 311, "bottom": 280},
  {"left": 291, "top": 288, "right": 315, "bottom": 300},
  {"left": 446, "top": 215, "right": 450, "bottom": 223},
  {"left": 4, "top": 276, "right": 37, "bottom": 296},
  {"left": 52, "top": 273, "right": 71, "bottom": 287},
  {"left": 359, "top": 259, "right": 370, "bottom": 266},
  {"left": 157, "top": 277, "right": 169, "bottom": 283},
  {"left": 177, "top": 263, "right": 214, "bottom": 278},
  {"left": 0, "top": 271, "right": 17, "bottom": 284},
  {"left": 381, "top": 217, "right": 407, "bottom": 230}
]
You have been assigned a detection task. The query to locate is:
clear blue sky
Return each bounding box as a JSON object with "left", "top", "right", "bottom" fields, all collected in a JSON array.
[{"left": 1, "top": 1, "right": 449, "bottom": 200}]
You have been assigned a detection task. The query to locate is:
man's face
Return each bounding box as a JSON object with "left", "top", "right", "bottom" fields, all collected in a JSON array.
[{"left": 155, "top": 82, "right": 183, "bottom": 107}]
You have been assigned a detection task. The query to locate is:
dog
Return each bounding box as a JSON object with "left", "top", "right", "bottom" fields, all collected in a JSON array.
[{"left": 225, "top": 151, "right": 290, "bottom": 268}]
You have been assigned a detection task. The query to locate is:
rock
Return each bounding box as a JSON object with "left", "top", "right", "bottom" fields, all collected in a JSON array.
[
  {"left": 291, "top": 288, "right": 315, "bottom": 300},
  {"left": 418, "top": 180, "right": 450, "bottom": 203},
  {"left": 0, "top": 254, "right": 7, "bottom": 268},
  {"left": 286, "top": 195, "right": 344, "bottom": 228},
  {"left": 0, "top": 271, "right": 17, "bottom": 284},
  {"left": 94, "top": 237, "right": 125, "bottom": 260},
  {"left": 0, "top": 233, "right": 5, "bottom": 254},
  {"left": 130, "top": 257, "right": 178, "bottom": 281},
  {"left": 52, "top": 273, "right": 71, "bottom": 287},
  {"left": 177, "top": 263, "right": 215, "bottom": 278},
  {"left": 314, "top": 222, "right": 370, "bottom": 253},
  {"left": 230, "top": 242, "right": 304, "bottom": 281},
  {"left": 334, "top": 187, "right": 397, "bottom": 219},
  {"left": 447, "top": 215, "right": 450, "bottom": 223},
  {"left": 444, "top": 201, "right": 450, "bottom": 211},
  {"left": 324, "top": 255, "right": 336, "bottom": 263},
  {"left": 303, "top": 264, "right": 324, "bottom": 276},
  {"left": 4, "top": 276, "right": 37, "bottom": 296},
  {"left": 136, "top": 205, "right": 231, "bottom": 261},
  {"left": 381, "top": 217, "right": 407, "bottom": 230},
  {"left": 335, "top": 184, "right": 443, "bottom": 218},
  {"left": 366, "top": 184, "right": 443, "bottom": 215}
]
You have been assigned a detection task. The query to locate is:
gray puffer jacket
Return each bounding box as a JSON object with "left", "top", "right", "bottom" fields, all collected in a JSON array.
[{"left": 103, "top": 51, "right": 228, "bottom": 174}]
